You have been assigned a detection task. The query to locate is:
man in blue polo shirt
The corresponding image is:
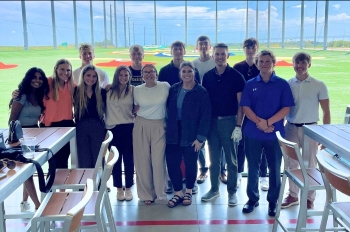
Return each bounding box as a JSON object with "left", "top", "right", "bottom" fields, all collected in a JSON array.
[
  {"left": 240, "top": 50, "right": 294, "bottom": 217},
  {"left": 201, "top": 43, "right": 245, "bottom": 206}
]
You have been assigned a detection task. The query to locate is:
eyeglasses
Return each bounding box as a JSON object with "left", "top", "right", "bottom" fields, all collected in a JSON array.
[
  {"left": 247, "top": 66, "right": 253, "bottom": 77},
  {"left": 0, "top": 158, "right": 16, "bottom": 171},
  {"left": 143, "top": 70, "right": 156, "bottom": 75}
]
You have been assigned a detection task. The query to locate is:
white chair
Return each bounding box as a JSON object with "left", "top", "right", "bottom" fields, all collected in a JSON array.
[
  {"left": 317, "top": 152, "right": 350, "bottom": 232},
  {"left": 49, "top": 130, "right": 113, "bottom": 193},
  {"left": 30, "top": 146, "right": 119, "bottom": 232},
  {"left": 273, "top": 131, "right": 334, "bottom": 232}
]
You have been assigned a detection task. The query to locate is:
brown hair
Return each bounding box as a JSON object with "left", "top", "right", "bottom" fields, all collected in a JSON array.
[
  {"left": 213, "top": 43, "right": 229, "bottom": 52},
  {"left": 243, "top": 38, "right": 259, "bottom": 48},
  {"left": 255, "top": 50, "right": 276, "bottom": 65},
  {"left": 293, "top": 52, "right": 311, "bottom": 64},
  {"left": 171, "top": 40, "right": 185, "bottom": 50}
]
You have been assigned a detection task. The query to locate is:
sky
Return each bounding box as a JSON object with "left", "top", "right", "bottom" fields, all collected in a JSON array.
[{"left": 0, "top": 1, "right": 350, "bottom": 47}]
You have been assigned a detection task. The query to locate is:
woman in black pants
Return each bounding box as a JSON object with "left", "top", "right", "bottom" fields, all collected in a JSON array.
[{"left": 166, "top": 61, "right": 211, "bottom": 208}]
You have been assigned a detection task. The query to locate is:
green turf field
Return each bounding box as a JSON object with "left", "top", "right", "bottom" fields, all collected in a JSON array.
[{"left": 0, "top": 47, "right": 349, "bottom": 128}]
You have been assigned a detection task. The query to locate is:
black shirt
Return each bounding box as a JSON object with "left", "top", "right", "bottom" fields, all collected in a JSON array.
[
  {"left": 202, "top": 65, "right": 245, "bottom": 117},
  {"left": 233, "top": 60, "right": 260, "bottom": 82},
  {"left": 158, "top": 60, "right": 201, "bottom": 86},
  {"left": 74, "top": 87, "right": 106, "bottom": 122},
  {"left": 129, "top": 66, "right": 143, "bottom": 86}
]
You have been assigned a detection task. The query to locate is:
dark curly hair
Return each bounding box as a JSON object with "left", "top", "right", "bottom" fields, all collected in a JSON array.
[{"left": 9, "top": 67, "right": 50, "bottom": 112}]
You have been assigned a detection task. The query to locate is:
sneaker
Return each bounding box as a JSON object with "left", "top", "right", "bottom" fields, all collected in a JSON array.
[
  {"left": 117, "top": 191, "right": 125, "bottom": 201},
  {"left": 125, "top": 190, "right": 133, "bottom": 201},
  {"left": 166, "top": 180, "right": 174, "bottom": 194},
  {"left": 20, "top": 201, "right": 30, "bottom": 212},
  {"left": 201, "top": 190, "right": 220, "bottom": 201},
  {"left": 281, "top": 195, "right": 299, "bottom": 208},
  {"left": 197, "top": 173, "right": 208, "bottom": 184},
  {"left": 260, "top": 177, "right": 269, "bottom": 191},
  {"left": 192, "top": 184, "right": 198, "bottom": 194},
  {"left": 307, "top": 200, "right": 314, "bottom": 209},
  {"left": 228, "top": 193, "right": 238, "bottom": 206},
  {"left": 220, "top": 173, "right": 227, "bottom": 184},
  {"left": 237, "top": 173, "right": 242, "bottom": 188}
]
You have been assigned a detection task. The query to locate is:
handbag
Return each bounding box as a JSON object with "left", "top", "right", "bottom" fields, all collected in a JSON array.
[
  {"left": 0, "top": 146, "right": 56, "bottom": 193},
  {"left": 8, "top": 120, "right": 23, "bottom": 144}
]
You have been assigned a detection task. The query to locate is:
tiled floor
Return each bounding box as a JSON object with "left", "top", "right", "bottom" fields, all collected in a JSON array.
[{"left": 4, "top": 173, "right": 341, "bottom": 232}]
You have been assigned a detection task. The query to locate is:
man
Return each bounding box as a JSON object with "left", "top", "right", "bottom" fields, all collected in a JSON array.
[
  {"left": 201, "top": 43, "right": 245, "bottom": 206},
  {"left": 192, "top": 35, "right": 227, "bottom": 185},
  {"left": 233, "top": 38, "right": 269, "bottom": 190},
  {"left": 240, "top": 50, "right": 294, "bottom": 216},
  {"left": 282, "top": 52, "right": 330, "bottom": 210},
  {"left": 72, "top": 43, "right": 110, "bottom": 88},
  {"left": 158, "top": 40, "right": 201, "bottom": 85},
  {"left": 158, "top": 40, "right": 201, "bottom": 195},
  {"left": 129, "top": 44, "right": 144, "bottom": 86}
]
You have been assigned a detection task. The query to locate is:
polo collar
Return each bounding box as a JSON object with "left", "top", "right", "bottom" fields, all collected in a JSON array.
[
  {"left": 256, "top": 72, "right": 277, "bottom": 82},
  {"left": 293, "top": 75, "right": 312, "bottom": 82},
  {"left": 214, "top": 64, "right": 230, "bottom": 76}
]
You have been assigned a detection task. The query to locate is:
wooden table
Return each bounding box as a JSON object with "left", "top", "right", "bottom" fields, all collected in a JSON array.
[{"left": 0, "top": 127, "right": 76, "bottom": 232}]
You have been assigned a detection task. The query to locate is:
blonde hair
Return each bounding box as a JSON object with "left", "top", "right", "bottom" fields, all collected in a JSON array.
[
  {"left": 51, "top": 59, "right": 74, "bottom": 101},
  {"left": 74, "top": 65, "right": 104, "bottom": 120},
  {"left": 79, "top": 43, "right": 94, "bottom": 54},
  {"left": 129, "top": 44, "right": 144, "bottom": 55}
]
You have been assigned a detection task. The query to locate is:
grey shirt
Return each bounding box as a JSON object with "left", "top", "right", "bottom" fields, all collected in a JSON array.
[{"left": 14, "top": 95, "right": 41, "bottom": 126}]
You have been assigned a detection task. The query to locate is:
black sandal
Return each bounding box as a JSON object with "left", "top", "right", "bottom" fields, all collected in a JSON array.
[
  {"left": 167, "top": 195, "right": 183, "bottom": 208},
  {"left": 182, "top": 192, "right": 192, "bottom": 206}
]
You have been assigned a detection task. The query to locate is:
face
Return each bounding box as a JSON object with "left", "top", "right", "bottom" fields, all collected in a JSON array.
[
  {"left": 80, "top": 49, "right": 95, "bottom": 66},
  {"left": 293, "top": 59, "right": 311, "bottom": 76},
  {"left": 83, "top": 69, "right": 98, "bottom": 87},
  {"left": 213, "top": 47, "right": 229, "bottom": 67},
  {"left": 31, "top": 72, "right": 44, "bottom": 88},
  {"left": 142, "top": 66, "right": 157, "bottom": 84},
  {"left": 171, "top": 46, "right": 185, "bottom": 60},
  {"left": 257, "top": 55, "right": 275, "bottom": 74},
  {"left": 130, "top": 49, "right": 144, "bottom": 64},
  {"left": 197, "top": 39, "right": 211, "bottom": 55},
  {"left": 244, "top": 45, "right": 258, "bottom": 60},
  {"left": 180, "top": 65, "right": 195, "bottom": 83},
  {"left": 56, "top": 63, "right": 72, "bottom": 83},
  {"left": 118, "top": 69, "right": 130, "bottom": 85}
]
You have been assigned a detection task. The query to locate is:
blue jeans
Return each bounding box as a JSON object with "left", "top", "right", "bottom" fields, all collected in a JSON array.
[
  {"left": 207, "top": 116, "right": 238, "bottom": 194},
  {"left": 245, "top": 136, "right": 282, "bottom": 203}
]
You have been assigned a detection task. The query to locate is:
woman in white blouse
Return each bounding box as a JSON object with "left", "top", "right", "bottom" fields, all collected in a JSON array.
[{"left": 133, "top": 64, "right": 170, "bottom": 205}]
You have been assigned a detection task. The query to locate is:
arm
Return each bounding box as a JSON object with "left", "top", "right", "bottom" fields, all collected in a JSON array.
[
  {"left": 242, "top": 106, "right": 259, "bottom": 124},
  {"left": 320, "top": 99, "right": 331, "bottom": 124},
  {"left": 193, "top": 91, "right": 211, "bottom": 152},
  {"left": 267, "top": 107, "right": 290, "bottom": 125},
  {"left": 9, "top": 101, "right": 23, "bottom": 125}
]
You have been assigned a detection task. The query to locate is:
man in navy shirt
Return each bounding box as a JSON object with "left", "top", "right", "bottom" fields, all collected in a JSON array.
[
  {"left": 201, "top": 43, "right": 245, "bottom": 206},
  {"left": 240, "top": 50, "right": 294, "bottom": 216}
]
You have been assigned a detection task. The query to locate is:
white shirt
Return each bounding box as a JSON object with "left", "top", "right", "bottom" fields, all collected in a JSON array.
[
  {"left": 286, "top": 75, "right": 329, "bottom": 123},
  {"left": 73, "top": 67, "right": 110, "bottom": 88},
  {"left": 134, "top": 81, "right": 170, "bottom": 120},
  {"left": 192, "top": 57, "right": 216, "bottom": 82}
]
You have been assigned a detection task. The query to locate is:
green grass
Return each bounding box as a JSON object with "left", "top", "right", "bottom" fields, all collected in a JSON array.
[{"left": 0, "top": 47, "right": 349, "bottom": 128}]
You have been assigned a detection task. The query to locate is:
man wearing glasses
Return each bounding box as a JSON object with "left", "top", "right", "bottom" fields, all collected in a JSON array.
[{"left": 233, "top": 38, "right": 269, "bottom": 192}]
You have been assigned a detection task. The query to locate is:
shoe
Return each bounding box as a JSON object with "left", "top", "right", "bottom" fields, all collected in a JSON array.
[
  {"left": 166, "top": 180, "right": 173, "bottom": 194},
  {"left": 228, "top": 193, "right": 238, "bottom": 206},
  {"left": 242, "top": 200, "right": 259, "bottom": 213},
  {"left": 197, "top": 173, "right": 208, "bottom": 184},
  {"left": 117, "top": 191, "right": 125, "bottom": 201},
  {"left": 260, "top": 177, "right": 269, "bottom": 191},
  {"left": 192, "top": 184, "right": 198, "bottom": 194},
  {"left": 20, "top": 201, "right": 31, "bottom": 212},
  {"left": 167, "top": 195, "right": 183, "bottom": 208},
  {"left": 281, "top": 195, "right": 299, "bottom": 208},
  {"left": 237, "top": 173, "right": 242, "bottom": 188},
  {"left": 268, "top": 202, "right": 277, "bottom": 217},
  {"left": 182, "top": 192, "right": 192, "bottom": 206},
  {"left": 220, "top": 173, "right": 227, "bottom": 184},
  {"left": 307, "top": 200, "right": 314, "bottom": 209},
  {"left": 125, "top": 190, "right": 133, "bottom": 201},
  {"left": 201, "top": 190, "right": 220, "bottom": 201}
]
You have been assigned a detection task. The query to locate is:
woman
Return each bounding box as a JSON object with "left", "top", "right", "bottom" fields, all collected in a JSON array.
[
  {"left": 105, "top": 65, "right": 135, "bottom": 201},
  {"left": 166, "top": 61, "right": 211, "bottom": 208},
  {"left": 133, "top": 64, "right": 170, "bottom": 205},
  {"left": 9, "top": 67, "right": 49, "bottom": 212},
  {"left": 73, "top": 64, "right": 106, "bottom": 168}
]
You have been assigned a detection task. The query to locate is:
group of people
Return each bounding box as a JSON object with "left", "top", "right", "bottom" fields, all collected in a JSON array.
[{"left": 9, "top": 35, "right": 330, "bottom": 217}]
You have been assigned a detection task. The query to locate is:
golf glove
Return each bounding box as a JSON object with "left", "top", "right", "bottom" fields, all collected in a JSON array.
[{"left": 231, "top": 126, "right": 242, "bottom": 142}]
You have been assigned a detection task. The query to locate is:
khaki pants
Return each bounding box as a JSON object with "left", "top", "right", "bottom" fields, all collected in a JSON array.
[{"left": 133, "top": 116, "right": 167, "bottom": 204}]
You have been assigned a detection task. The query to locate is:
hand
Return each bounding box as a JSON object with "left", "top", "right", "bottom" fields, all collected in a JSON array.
[
  {"left": 263, "top": 125, "right": 275, "bottom": 133},
  {"left": 231, "top": 126, "right": 242, "bottom": 142},
  {"left": 256, "top": 116, "right": 268, "bottom": 131},
  {"left": 12, "top": 89, "right": 19, "bottom": 99},
  {"left": 319, "top": 144, "right": 326, "bottom": 150},
  {"left": 104, "top": 84, "right": 111, "bottom": 91},
  {"left": 192, "top": 140, "right": 203, "bottom": 152}
]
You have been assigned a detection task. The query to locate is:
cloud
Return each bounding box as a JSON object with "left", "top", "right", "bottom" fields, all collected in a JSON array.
[
  {"left": 11, "top": 31, "right": 15, "bottom": 33},
  {"left": 333, "top": 4, "right": 340, "bottom": 9},
  {"left": 94, "top": 15, "right": 104, "bottom": 19},
  {"left": 176, "top": 24, "right": 181, "bottom": 27},
  {"left": 292, "top": 4, "right": 306, "bottom": 9}
]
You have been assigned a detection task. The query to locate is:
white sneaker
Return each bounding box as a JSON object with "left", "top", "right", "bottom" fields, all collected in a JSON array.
[
  {"left": 20, "top": 201, "right": 31, "bottom": 212},
  {"left": 117, "top": 191, "right": 125, "bottom": 201},
  {"left": 125, "top": 190, "right": 133, "bottom": 201},
  {"left": 260, "top": 177, "right": 269, "bottom": 191},
  {"left": 237, "top": 173, "right": 242, "bottom": 188}
]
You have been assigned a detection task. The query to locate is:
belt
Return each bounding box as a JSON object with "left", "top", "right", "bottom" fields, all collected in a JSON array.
[
  {"left": 215, "top": 115, "right": 236, "bottom": 120},
  {"left": 288, "top": 121, "right": 316, "bottom": 127}
]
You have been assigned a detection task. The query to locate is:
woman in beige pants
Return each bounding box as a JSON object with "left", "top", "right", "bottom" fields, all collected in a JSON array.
[{"left": 133, "top": 64, "right": 170, "bottom": 205}]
